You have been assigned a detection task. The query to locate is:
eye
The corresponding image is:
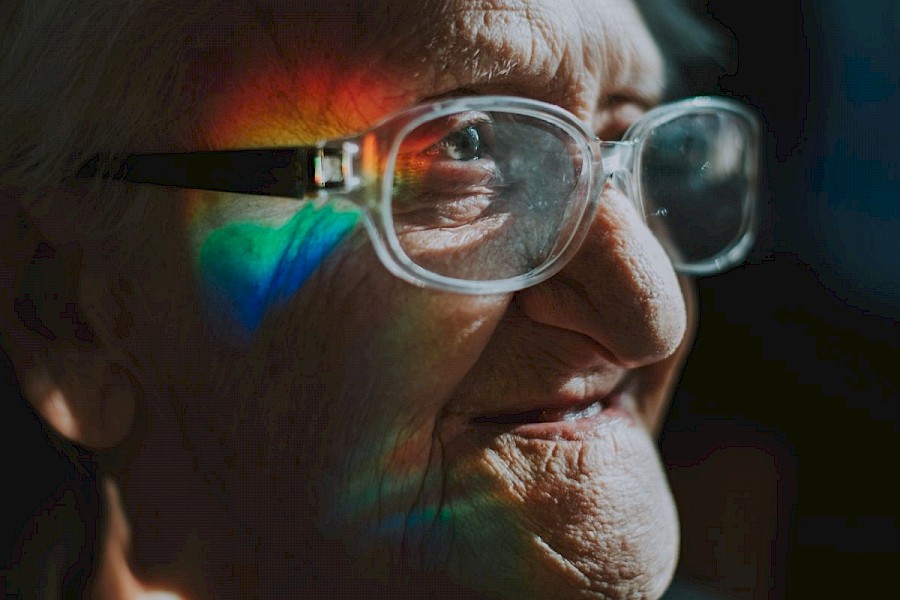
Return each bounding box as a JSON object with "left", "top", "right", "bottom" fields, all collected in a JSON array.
[{"left": 430, "top": 125, "right": 488, "bottom": 161}]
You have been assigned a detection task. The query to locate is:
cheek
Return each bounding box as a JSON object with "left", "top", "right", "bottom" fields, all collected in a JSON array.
[
  {"left": 305, "top": 288, "right": 508, "bottom": 547},
  {"left": 438, "top": 429, "right": 678, "bottom": 598},
  {"left": 192, "top": 200, "right": 359, "bottom": 335}
]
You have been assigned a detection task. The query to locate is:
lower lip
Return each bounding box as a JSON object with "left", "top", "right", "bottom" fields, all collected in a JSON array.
[{"left": 473, "top": 393, "right": 636, "bottom": 441}]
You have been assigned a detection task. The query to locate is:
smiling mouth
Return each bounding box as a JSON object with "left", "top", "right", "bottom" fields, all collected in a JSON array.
[{"left": 471, "top": 399, "right": 605, "bottom": 425}]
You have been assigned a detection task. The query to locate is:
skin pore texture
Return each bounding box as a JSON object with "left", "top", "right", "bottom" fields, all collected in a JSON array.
[{"left": 3, "top": 1, "right": 697, "bottom": 598}]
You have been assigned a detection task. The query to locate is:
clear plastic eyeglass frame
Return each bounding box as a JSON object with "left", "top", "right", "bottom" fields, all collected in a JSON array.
[{"left": 98, "top": 95, "right": 761, "bottom": 295}]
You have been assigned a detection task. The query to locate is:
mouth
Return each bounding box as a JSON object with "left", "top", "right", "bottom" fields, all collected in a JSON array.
[
  {"left": 471, "top": 398, "right": 605, "bottom": 425},
  {"left": 466, "top": 385, "right": 634, "bottom": 441}
]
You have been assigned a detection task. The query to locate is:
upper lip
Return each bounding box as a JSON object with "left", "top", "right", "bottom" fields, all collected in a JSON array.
[{"left": 427, "top": 281, "right": 656, "bottom": 429}]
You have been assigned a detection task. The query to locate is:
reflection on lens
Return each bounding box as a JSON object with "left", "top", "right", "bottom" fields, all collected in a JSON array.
[
  {"left": 640, "top": 111, "right": 753, "bottom": 266},
  {"left": 390, "top": 111, "right": 584, "bottom": 281}
]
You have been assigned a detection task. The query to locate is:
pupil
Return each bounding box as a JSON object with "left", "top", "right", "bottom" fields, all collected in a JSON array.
[{"left": 444, "top": 126, "right": 482, "bottom": 160}]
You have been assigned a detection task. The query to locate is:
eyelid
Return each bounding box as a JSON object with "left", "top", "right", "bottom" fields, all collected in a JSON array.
[{"left": 399, "top": 111, "right": 494, "bottom": 154}]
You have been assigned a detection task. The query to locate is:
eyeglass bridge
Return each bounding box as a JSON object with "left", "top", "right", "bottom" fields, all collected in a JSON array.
[{"left": 307, "top": 143, "right": 361, "bottom": 195}]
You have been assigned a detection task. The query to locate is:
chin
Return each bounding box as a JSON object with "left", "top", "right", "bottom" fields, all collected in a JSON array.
[{"left": 426, "top": 418, "right": 679, "bottom": 600}]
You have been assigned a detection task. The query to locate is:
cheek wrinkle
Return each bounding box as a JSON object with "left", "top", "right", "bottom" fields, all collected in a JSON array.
[{"left": 199, "top": 204, "right": 359, "bottom": 332}]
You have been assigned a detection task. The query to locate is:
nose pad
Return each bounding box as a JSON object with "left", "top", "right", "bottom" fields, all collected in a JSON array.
[
  {"left": 606, "top": 168, "right": 642, "bottom": 217},
  {"left": 515, "top": 180, "right": 688, "bottom": 368}
]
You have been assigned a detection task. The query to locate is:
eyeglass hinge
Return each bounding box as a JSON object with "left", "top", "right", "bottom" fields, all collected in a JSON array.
[{"left": 304, "top": 142, "right": 361, "bottom": 195}]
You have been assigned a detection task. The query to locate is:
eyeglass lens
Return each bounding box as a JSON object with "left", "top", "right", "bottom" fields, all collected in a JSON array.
[
  {"left": 385, "top": 106, "right": 754, "bottom": 283},
  {"left": 639, "top": 111, "right": 755, "bottom": 268},
  {"left": 389, "top": 111, "right": 586, "bottom": 282}
]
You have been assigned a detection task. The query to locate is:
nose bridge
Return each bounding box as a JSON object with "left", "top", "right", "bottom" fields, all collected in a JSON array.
[
  {"left": 597, "top": 140, "right": 635, "bottom": 176},
  {"left": 597, "top": 140, "right": 639, "bottom": 213}
]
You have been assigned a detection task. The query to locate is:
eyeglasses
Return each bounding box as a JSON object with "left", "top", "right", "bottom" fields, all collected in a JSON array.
[{"left": 85, "top": 95, "right": 760, "bottom": 294}]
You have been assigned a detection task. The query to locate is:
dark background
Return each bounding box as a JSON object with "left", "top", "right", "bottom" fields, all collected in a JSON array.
[
  {"left": 661, "top": 0, "right": 898, "bottom": 598},
  {"left": 2, "top": 1, "right": 898, "bottom": 598}
]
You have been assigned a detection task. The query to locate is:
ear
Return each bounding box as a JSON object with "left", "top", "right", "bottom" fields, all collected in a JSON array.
[{"left": 0, "top": 206, "right": 136, "bottom": 450}]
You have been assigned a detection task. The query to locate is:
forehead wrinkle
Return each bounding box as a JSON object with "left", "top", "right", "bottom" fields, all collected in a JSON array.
[
  {"left": 385, "top": 0, "right": 659, "bottom": 119},
  {"left": 422, "top": 0, "right": 592, "bottom": 107},
  {"left": 197, "top": 0, "right": 664, "bottom": 147}
]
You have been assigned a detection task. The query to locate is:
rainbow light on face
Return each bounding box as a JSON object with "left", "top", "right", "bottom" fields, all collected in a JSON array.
[
  {"left": 198, "top": 203, "right": 359, "bottom": 333},
  {"left": 179, "top": 22, "right": 536, "bottom": 592},
  {"left": 323, "top": 416, "right": 530, "bottom": 590},
  {"left": 184, "top": 53, "right": 417, "bottom": 337}
]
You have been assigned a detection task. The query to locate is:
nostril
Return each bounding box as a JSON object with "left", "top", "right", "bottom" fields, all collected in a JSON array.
[
  {"left": 518, "top": 274, "right": 687, "bottom": 369},
  {"left": 514, "top": 186, "right": 690, "bottom": 369}
]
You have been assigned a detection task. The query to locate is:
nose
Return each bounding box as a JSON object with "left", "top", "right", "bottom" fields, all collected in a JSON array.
[{"left": 516, "top": 181, "right": 688, "bottom": 368}]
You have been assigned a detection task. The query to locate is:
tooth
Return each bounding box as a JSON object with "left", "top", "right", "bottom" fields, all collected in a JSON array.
[{"left": 563, "top": 402, "right": 603, "bottom": 421}]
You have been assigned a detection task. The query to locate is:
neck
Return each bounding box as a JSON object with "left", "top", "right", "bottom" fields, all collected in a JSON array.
[{"left": 93, "top": 478, "right": 190, "bottom": 600}]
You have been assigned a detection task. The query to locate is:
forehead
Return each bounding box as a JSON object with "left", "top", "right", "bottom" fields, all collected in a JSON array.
[{"left": 195, "top": 0, "right": 663, "bottom": 147}]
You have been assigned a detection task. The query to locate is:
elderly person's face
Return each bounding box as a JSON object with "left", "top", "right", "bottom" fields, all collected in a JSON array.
[{"left": 6, "top": 0, "right": 696, "bottom": 598}]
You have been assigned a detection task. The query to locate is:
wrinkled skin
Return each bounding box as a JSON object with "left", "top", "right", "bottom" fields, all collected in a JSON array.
[{"left": 4, "top": 1, "right": 694, "bottom": 598}]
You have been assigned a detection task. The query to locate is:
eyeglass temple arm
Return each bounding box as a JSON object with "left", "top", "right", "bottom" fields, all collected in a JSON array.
[{"left": 76, "top": 144, "right": 361, "bottom": 198}]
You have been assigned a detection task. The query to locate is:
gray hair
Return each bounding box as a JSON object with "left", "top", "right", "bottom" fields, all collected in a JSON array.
[{"left": 0, "top": 1, "right": 220, "bottom": 232}]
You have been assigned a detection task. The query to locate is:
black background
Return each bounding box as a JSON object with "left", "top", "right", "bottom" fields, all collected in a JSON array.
[{"left": 661, "top": 0, "right": 898, "bottom": 597}]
